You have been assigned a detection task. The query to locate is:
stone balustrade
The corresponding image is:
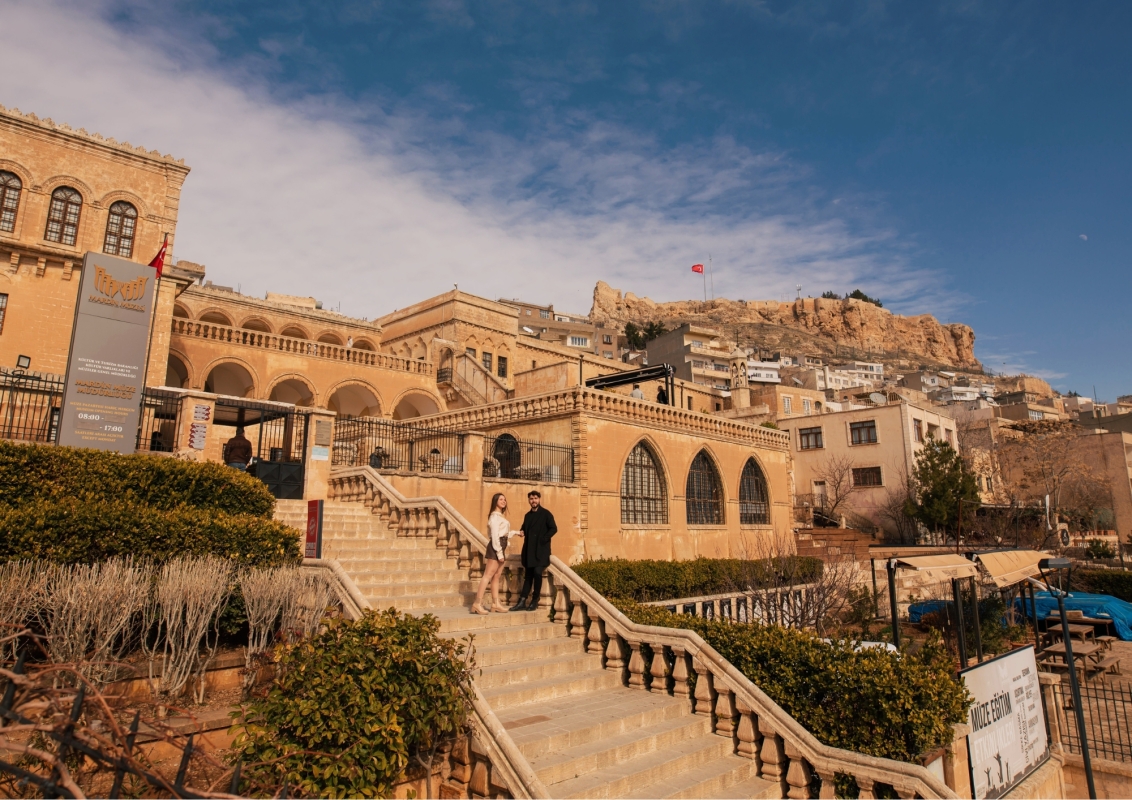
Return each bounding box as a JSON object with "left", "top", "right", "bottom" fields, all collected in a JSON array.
[
  {"left": 328, "top": 466, "right": 958, "bottom": 799},
  {"left": 642, "top": 585, "right": 819, "bottom": 628},
  {"left": 170, "top": 318, "right": 434, "bottom": 375},
  {"left": 416, "top": 386, "right": 791, "bottom": 451}
]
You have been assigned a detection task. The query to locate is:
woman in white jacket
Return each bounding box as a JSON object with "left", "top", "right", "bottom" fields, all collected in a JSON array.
[{"left": 471, "top": 492, "right": 521, "bottom": 615}]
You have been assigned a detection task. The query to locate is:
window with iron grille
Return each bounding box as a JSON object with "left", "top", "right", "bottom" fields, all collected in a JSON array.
[
  {"left": 482, "top": 351, "right": 492, "bottom": 372},
  {"left": 685, "top": 450, "right": 723, "bottom": 525},
  {"left": 44, "top": 187, "right": 82, "bottom": 245},
  {"left": 739, "top": 458, "right": 770, "bottom": 524},
  {"left": 850, "top": 420, "right": 877, "bottom": 445},
  {"left": 852, "top": 466, "right": 883, "bottom": 487},
  {"left": 569, "top": 335, "right": 589, "bottom": 347},
  {"left": 497, "top": 355, "right": 507, "bottom": 378},
  {"left": 603, "top": 334, "right": 612, "bottom": 344},
  {"left": 621, "top": 442, "right": 667, "bottom": 524},
  {"left": 0, "top": 293, "right": 7, "bottom": 334},
  {"left": 798, "top": 426, "right": 823, "bottom": 450},
  {"left": 783, "top": 396, "right": 792, "bottom": 414},
  {"left": 540, "top": 309, "right": 550, "bottom": 319},
  {"left": 0, "top": 171, "right": 21, "bottom": 233},
  {"left": 103, "top": 201, "right": 138, "bottom": 258}
]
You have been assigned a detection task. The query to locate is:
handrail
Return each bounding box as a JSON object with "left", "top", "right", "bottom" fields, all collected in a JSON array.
[
  {"left": 327, "top": 466, "right": 957, "bottom": 799},
  {"left": 301, "top": 558, "right": 371, "bottom": 620},
  {"left": 170, "top": 318, "right": 433, "bottom": 375}
]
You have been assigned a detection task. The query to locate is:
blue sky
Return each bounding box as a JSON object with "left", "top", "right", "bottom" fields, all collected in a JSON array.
[{"left": 2, "top": 1, "right": 1128, "bottom": 397}]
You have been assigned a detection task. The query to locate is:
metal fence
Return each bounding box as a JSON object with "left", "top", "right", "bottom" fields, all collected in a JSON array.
[
  {"left": 332, "top": 416, "right": 465, "bottom": 473},
  {"left": 484, "top": 434, "right": 575, "bottom": 483},
  {"left": 1053, "top": 680, "right": 1132, "bottom": 761},
  {"left": 0, "top": 369, "right": 63, "bottom": 443},
  {"left": 136, "top": 388, "right": 183, "bottom": 453}
]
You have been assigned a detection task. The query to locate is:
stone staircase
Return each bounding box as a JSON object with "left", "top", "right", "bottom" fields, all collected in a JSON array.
[{"left": 277, "top": 500, "right": 778, "bottom": 799}]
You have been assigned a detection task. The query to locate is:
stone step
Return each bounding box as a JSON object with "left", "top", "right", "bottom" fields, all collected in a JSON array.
[
  {"left": 441, "top": 621, "right": 563, "bottom": 648},
  {"left": 473, "top": 636, "right": 581, "bottom": 668},
  {"left": 701, "top": 771, "right": 783, "bottom": 800},
  {"left": 328, "top": 549, "right": 453, "bottom": 564},
  {"left": 432, "top": 607, "right": 551, "bottom": 633},
  {"left": 330, "top": 537, "right": 441, "bottom": 551},
  {"left": 625, "top": 754, "right": 777, "bottom": 799},
  {"left": 534, "top": 713, "right": 711, "bottom": 787},
  {"left": 500, "top": 688, "right": 691, "bottom": 762},
  {"left": 482, "top": 670, "right": 624, "bottom": 712},
  {"left": 351, "top": 568, "right": 465, "bottom": 585},
  {"left": 366, "top": 592, "right": 473, "bottom": 611},
  {"left": 358, "top": 580, "right": 475, "bottom": 598},
  {"left": 549, "top": 731, "right": 734, "bottom": 799},
  {"left": 476, "top": 653, "right": 601, "bottom": 690}
]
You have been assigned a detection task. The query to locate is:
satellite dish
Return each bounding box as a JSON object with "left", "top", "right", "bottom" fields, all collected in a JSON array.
[
  {"left": 522, "top": 326, "right": 534, "bottom": 334},
  {"left": 869, "top": 392, "right": 887, "bottom": 405}
]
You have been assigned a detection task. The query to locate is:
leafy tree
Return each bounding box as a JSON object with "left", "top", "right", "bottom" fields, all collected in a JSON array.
[
  {"left": 846, "top": 289, "right": 883, "bottom": 307},
  {"left": 1087, "top": 539, "right": 1115, "bottom": 560},
  {"left": 909, "top": 439, "right": 979, "bottom": 535},
  {"left": 623, "top": 321, "right": 644, "bottom": 349},
  {"left": 642, "top": 320, "right": 668, "bottom": 341},
  {"left": 820, "top": 290, "right": 841, "bottom": 300}
]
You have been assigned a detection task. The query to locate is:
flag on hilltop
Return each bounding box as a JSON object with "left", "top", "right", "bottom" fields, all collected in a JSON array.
[
  {"left": 691, "top": 263, "right": 704, "bottom": 274},
  {"left": 149, "top": 234, "right": 169, "bottom": 279}
]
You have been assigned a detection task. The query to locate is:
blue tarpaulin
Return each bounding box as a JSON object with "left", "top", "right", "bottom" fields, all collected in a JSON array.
[
  {"left": 1013, "top": 591, "right": 1132, "bottom": 641},
  {"left": 908, "top": 600, "right": 951, "bottom": 624}
]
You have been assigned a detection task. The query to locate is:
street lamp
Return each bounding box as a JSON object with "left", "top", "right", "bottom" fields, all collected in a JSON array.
[{"left": 1027, "top": 557, "right": 1095, "bottom": 799}]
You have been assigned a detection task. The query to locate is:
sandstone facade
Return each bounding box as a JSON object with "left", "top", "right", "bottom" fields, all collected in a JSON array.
[{"left": 589, "top": 281, "right": 980, "bottom": 370}]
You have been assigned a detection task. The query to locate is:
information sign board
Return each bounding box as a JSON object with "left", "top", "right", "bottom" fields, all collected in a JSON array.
[
  {"left": 960, "top": 646, "right": 1049, "bottom": 799},
  {"left": 57, "top": 252, "right": 156, "bottom": 452}
]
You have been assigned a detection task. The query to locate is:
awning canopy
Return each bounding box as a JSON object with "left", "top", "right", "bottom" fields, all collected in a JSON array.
[
  {"left": 975, "top": 550, "right": 1046, "bottom": 588},
  {"left": 893, "top": 554, "right": 978, "bottom": 583}
]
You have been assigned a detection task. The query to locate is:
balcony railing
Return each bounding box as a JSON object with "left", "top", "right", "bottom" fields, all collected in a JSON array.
[
  {"left": 332, "top": 416, "right": 464, "bottom": 473},
  {"left": 483, "top": 436, "right": 575, "bottom": 483},
  {"left": 171, "top": 319, "right": 433, "bottom": 375}
]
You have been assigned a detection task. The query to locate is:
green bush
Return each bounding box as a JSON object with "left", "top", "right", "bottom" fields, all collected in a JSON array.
[
  {"left": 0, "top": 497, "right": 299, "bottom": 566},
  {"left": 234, "top": 610, "right": 473, "bottom": 799},
  {"left": 1075, "top": 569, "right": 1132, "bottom": 601},
  {"left": 1086, "top": 540, "right": 1116, "bottom": 560},
  {"left": 617, "top": 600, "right": 970, "bottom": 763},
  {"left": 573, "top": 557, "right": 823, "bottom": 603},
  {"left": 0, "top": 440, "right": 275, "bottom": 517}
]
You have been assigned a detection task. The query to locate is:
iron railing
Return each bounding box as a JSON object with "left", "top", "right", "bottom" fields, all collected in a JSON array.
[
  {"left": 136, "top": 388, "right": 183, "bottom": 453},
  {"left": 483, "top": 435, "right": 575, "bottom": 483},
  {"left": 1053, "top": 680, "right": 1132, "bottom": 761},
  {"left": 436, "top": 366, "right": 453, "bottom": 384},
  {"left": 0, "top": 369, "right": 63, "bottom": 444},
  {"left": 332, "top": 416, "right": 465, "bottom": 473}
]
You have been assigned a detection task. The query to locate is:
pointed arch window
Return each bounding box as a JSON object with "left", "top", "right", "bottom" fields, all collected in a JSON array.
[
  {"left": 686, "top": 450, "right": 723, "bottom": 525},
  {"left": 45, "top": 186, "right": 82, "bottom": 245},
  {"left": 621, "top": 442, "right": 667, "bottom": 524},
  {"left": 739, "top": 458, "right": 770, "bottom": 525},
  {"left": 0, "top": 172, "right": 21, "bottom": 233},
  {"left": 103, "top": 201, "right": 138, "bottom": 257}
]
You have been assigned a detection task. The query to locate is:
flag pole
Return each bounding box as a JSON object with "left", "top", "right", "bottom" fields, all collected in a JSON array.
[
  {"left": 702, "top": 259, "right": 707, "bottom": 303},
  {"left": 708, "top": 253, "right": 714, "bottom": 301},
  {"left": 140, "top": 233, "right": 169, "bottom": 401}
]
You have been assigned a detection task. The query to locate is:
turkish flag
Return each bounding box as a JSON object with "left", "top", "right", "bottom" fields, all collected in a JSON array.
[
  {"left": 149, "top": 234, "right": 169, "bottom": 279},
  {"left": 691, "top": 263, "right": 704, "bottom": 274}
]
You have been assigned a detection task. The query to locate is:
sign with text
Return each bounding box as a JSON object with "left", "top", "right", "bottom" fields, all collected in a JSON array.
[
  {"left": 305, "top": 499, "right": 323, "bottom": 559},
  {"left": 961, "top": 646, "right": 1049, "bottom": 799},
  {"left": 58, "top": 252, "right": 156, "bottom": 452}
]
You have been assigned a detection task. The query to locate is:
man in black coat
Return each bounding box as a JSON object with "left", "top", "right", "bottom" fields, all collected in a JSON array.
[{"left": 510, "top": 490, "right": 557, "bottom": 611}]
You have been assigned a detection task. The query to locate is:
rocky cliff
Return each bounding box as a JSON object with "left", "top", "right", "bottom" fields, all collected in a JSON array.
[{"left": 589, "top": 282, "right": 981, "bottom": 370}]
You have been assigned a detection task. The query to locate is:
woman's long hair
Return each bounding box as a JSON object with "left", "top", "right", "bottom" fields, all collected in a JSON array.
[{"left": 489, "top": 492, "right": 507, "bottom": 523}]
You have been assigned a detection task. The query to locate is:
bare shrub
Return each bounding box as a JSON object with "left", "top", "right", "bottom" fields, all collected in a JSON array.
[
  {"left": 0, "top": 559, "right": 49, "bottom": 659},
  {"left": 150, "top": 556, "right": 232, "bottom": 706},
  {"left": 38, "top": 558, "right": 151, "bottom": 687},
  {"left": 239, "top": 566, "right": 296, "bottom": 694},
  {"left": 279, "top": 570, "right": 334, "bottom": 641}
]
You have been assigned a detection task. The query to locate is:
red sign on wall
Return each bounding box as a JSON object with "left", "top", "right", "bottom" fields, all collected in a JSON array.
[{"left": 305, "top": 499, "right": 323, "bottom": 559}]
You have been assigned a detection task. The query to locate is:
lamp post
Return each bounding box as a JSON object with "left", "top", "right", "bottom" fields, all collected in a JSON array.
[{"left": 1028, "top": 559, "right": 1095, "bottom": 799}]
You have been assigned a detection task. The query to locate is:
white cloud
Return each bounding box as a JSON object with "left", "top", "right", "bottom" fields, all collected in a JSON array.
[
  {"left": 0, "top": 0, "right": 957, "bottom": 321},
  {"left": 1079, "top": 234, "right": 1088, "bottom": 241}
]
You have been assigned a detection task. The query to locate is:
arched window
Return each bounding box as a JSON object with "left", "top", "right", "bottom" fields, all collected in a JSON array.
[
  {"left": 739, "top": 458, "right": 770, "bottom": 525},
  {"left": 621, "top": 442, "right": 667, "bottom": 524},
  {"left": 103, "top": 201, "right": 138, "bottom": 257},
  {"left": 44, "top": 186, "right": 82, "bottom": 245},
  {"left": 0, "top": 171, "right": 22, "bottom": 233},
  {"left": 493, "top": 434, "right": 520, "bottom": 479},
  {"left": 686, "top": 450, "right": 723, "bottom": 525}
]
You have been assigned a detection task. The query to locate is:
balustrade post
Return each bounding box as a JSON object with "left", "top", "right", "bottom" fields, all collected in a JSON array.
[
  {"left": 469, "top": 552, "right": 483, "bottom": 581},
  {"left": 855, "top": 776, "right": 877, "bottom": 800},
  {"left": 388, "top": 506, "right": 401, "bottom": 534},
  {"left": 604, "top": 631, "right": 626, "bottom": 680},
  {"left": 568, "top": 592, "right": 588, "bottom": 639},
  {"left": 552, "top": 581, "right": 569, "bottom": 632},
  {"left": 691, "top": 658, "right": 715, "bottom": 717},
  {"left": 735, "top": 700, "right": 760, "bottom": 764},
  {"left": 713, "top": 683, "right": 736, "bottom": 737},
  {"left": 538, "top": 571, "right": 553, "bottom": 611},
  {"left": 648, "top": 643, "right": 669, "bottom": 693},
  {"left": 585, "top": 611, "right": 605, "bottom": 655},
  {"left": 670, "top": 646, "right": 691, "bottom": 701},
  {"left": 457, "top": 539, "right": 472, "bottom": 571},
  {"left": 784, "top": 742, "right": 815, "bottom": 799},
  {"left": 757, "top": 719, "right": 787, "bottom": 795},
  {"left": 815, "top": 770, "right": 836, "bottom": 799},
  {"left": 447, "top": 526, "right": 461, "bottom": 560},
  {"left": 627, "top": 641, "right": 647, "bottom": 689}
]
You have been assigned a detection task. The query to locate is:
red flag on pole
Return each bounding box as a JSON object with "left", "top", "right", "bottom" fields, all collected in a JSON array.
[
  {"left": 691, "top": 263, "right": 704, "bottom": 274},
  {"left": 148, "top": 234, "right": 169, "bottom": 279}
]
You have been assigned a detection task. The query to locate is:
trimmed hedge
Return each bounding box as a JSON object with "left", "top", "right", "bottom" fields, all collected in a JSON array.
[
  {"left": 573, "top": 556, "right": 823, "bottom": 603},
  {"left": 0, "top": 497, "right": 299, "bottom": 566},
  {"left": 1075, "top": 569, "right": 1132, "bottom": 603},
  {"left": 618, "top": 600, "right": 970, "bottom": 763},
  {"left": 0, "top": 440, "right": 275, "bottom": 518},
  {"left": 235, "top": 610, "right": 473, "bottom": 798}
]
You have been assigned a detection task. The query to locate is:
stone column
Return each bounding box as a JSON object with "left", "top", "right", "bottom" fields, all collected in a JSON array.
[
  {"left": 304, "top": 409, "right": 336, "bottom": 500},
  {"left": 144, "top": 269, "right": 195, "bottom": 387},
  {"left": 942, "top": 722, "right": 972, "bottom": 799},
  {"left": 172, "top": 390, "right": 215, "bottom": 460}
]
